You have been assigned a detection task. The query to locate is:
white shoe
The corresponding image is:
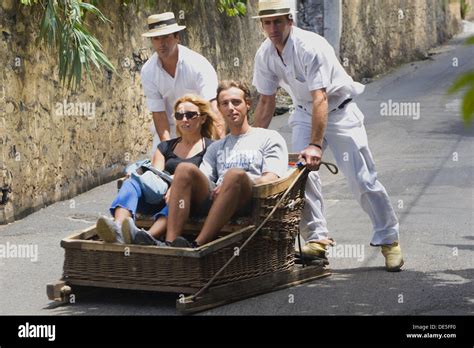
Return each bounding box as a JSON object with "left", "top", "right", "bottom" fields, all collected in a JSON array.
[
  {"left": 96, "top": 216, "right": 123, "bottom": 243},
  {"left": 121, "top": 217, "right": 137, "bottom": 245},
  {"left": 122, "top": 217, "right": 163, "bottom": 246}
]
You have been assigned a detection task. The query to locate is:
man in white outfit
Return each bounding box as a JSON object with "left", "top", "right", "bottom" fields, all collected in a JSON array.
[
  {"left": 252, "top": 0, "right": 403, "bottom": 271},
  {"left": 141, "top": 12, "right": 225, "bottom": 154}
]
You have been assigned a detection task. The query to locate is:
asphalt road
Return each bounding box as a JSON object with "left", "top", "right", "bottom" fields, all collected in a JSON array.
[{"left": 0, "top": 24, "right": 473, "bottom": 316}]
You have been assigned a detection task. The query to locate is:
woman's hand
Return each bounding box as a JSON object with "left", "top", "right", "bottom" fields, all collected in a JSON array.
[
  {"left": 211, "top": 185, "right": 222, "bottom": 200},
  {"left": 165, "top": 186, "right": 171, "bottom": 204}
]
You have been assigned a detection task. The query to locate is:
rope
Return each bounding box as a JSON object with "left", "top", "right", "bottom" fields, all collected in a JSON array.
[
  {"left": 189, "top": 161, "right": 338, "bottom": 301},
  {"left": 320, "top": 161, "right": 339, "bottom": 175},
  {"left": 190, "top": 166, "right": 308, "bottom": 301},
  {"left": 295, "top": 161, "right": 335, "bottom": 267}
]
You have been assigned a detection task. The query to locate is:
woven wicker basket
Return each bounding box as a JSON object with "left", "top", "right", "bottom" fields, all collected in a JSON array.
[{"left": 61, "top": 156, "right": 308, "bottom": 294}]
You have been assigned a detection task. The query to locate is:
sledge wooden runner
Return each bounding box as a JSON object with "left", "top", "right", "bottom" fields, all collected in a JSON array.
[{"left": 176, "top": 264, "right": 331, "bottom": 314}]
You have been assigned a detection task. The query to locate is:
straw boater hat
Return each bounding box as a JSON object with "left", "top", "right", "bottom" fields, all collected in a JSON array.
[
  {"left": 252, "top": 0, "right": 297, "bottom": 19},
  {"left": 142, "top": 12, "right": 186, "bottom": 38}
]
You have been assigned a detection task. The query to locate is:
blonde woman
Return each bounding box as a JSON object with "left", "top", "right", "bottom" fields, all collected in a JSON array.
[{"left": 97, "top": 95, "right": 219, "bottom": 245}]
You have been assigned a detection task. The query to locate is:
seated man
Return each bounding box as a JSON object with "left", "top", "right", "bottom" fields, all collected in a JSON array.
[{"left": 165, "top": 80, "right": 289, "bottom": 248}]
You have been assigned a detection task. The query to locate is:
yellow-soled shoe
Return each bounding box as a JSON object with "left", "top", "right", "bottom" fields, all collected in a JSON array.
[
  {"left": 301, "top": 241, "right": 328, "bottom": 260},
  {"left": 381, "top": 242, "right": 404, "bottom": 272},
  {"left": 299, "top": 238, "right": 335, "bottom": 262}
]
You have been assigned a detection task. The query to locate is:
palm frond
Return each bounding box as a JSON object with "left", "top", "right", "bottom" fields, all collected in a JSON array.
[{"left": 33, "top": 0, "right": 116, "bottom": 92}]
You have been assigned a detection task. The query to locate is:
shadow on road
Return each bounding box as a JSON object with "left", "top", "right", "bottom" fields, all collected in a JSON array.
[
  {"left": 294, "top": 267, "right": 474, "bottom": 316},
  {"left": 44, "top": 286, "right": 178, "bottom": 315},
  {"left": 42, "top": 267, "right": 474, "bottom": 315},
  {"left": 425, "top": 119, "right": 474, "bottom": 138},
  {"left": 432, "top": 243, "right": 474, "bottom": 252}
]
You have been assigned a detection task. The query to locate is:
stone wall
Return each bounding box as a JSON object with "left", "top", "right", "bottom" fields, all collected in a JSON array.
[
  {"left": 340, "top": 0, "right": 462, "bottom": 80},
  {"left": 298, "top": 0, "right": 325, "bottom": 35},
  {"left": 0, "top": 0, "right": 264, "bottom": 224}
]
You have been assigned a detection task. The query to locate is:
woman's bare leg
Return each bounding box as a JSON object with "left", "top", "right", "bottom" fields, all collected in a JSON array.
[
  {"left": 166, "top": 163, "right": 211, "bottom": 242},
  {"left": 114, "top": 207, "right": 132, "bottom": 225},
  {"left": 148, "top": 216, "right": 167, "bottom": 239}
]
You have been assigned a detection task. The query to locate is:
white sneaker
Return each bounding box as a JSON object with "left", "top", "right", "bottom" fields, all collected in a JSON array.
[
  {"left": 96, "top": 216, "right": 123, "bottom": 243},
  {"left": 122, "top": 217, "right": 164, "bottom": 246},
  {"left": 121, "top": 217, "right": 138, "bottom": 245}
]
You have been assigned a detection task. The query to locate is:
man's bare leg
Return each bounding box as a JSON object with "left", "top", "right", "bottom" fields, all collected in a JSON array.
[
  {"left": 166, "top": 163, "right": 211, "bottom": 242},
  {"left": 196, "top": 169, "right": 253, "bottom": 245}
]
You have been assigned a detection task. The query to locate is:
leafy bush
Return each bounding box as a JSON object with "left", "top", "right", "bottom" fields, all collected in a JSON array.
[
  {"left": 217, "top": 0, "right": 247, "bottom": 17},
  {"left": 449, "top": 36, "right": 474, "bottom": 125}
]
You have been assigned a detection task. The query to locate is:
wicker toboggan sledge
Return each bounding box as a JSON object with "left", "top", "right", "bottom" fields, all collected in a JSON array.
[{"left": 47, "top": 154, "right": 337, "bottom": 314}]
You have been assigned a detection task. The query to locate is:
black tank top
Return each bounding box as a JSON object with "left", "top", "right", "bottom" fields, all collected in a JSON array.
[{"left": 157, "top": 137, "right": 213, "bottom": 175}]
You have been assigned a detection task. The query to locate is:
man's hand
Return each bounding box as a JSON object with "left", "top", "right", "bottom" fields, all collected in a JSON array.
[
  {"left": 253, "top": 94, "right": 276, "bottom": 129},
  {"left": 210, "top": 100, "right": 226, "bottom": 139},
  {"left": 307, "top": 89, "right": 328, "bottom": 170},
  {"left": 253, "top": 172, "right": 279, "bottom": 185},
  {"left": 152, "top": 111, "right": 171, "bottom": 141},
  {"left": 299, "top": 145, "right": 323, "bottom": 171}
]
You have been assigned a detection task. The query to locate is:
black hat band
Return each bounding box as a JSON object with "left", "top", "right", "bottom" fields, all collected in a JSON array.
[
  {"left": 148, "top": 18, "right": 177, "bottom": 30},
  {"left": 258, "top": 8, "right": 291, "bottom": 16}
]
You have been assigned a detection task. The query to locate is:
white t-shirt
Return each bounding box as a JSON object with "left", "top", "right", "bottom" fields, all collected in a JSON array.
[
  {"left": 140, "top": 45, "right": 218, "bottom": 129},
  {"left": 200, "top": 128, "right": 288, "bottom": 185},
  {"left": 253, "top": 26, "right": 365, "bottom": 113}
]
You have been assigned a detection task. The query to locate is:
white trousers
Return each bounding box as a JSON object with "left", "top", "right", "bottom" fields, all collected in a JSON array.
[{"left": 289, "top": 102, "right": 399, "bottom": 246}]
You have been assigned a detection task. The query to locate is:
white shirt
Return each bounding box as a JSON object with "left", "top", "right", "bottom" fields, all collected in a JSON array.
[
  {"left": 140, "top": 45, "right": 218, "bottom": 128},
  {"left": 253, "top": 26, "right": 365, "bottom": 113}
]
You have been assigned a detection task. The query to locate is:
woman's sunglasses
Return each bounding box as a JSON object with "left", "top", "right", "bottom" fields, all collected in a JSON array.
[{"left": 174, "top": 111, "right": 200, "bottom": 121}]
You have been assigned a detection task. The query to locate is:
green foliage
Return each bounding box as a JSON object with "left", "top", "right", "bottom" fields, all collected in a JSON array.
[
  {"left": 448, "top": 36, "right": 474, "bottom": 126},
  {"left": 20, "top": 0, "right": 40, "bottom": 4},
  {"left": 20, "top": 0, "right": 247, "bottom": 92},
  {"left": 217, "top": 0, "right": 247, "bottom": 17},
  {"left": 449, "top": 72, "right": 474, "bottom": 125},
  {"left": 21, "top": 0, "right": 116, "bottom": 92},
  {"left": 461, "top": 0, "right": 471, "bottom": 20}
]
